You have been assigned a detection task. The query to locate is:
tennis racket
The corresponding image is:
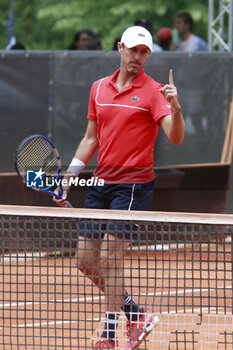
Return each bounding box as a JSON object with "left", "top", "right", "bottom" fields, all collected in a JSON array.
[{"left": 15, "top": 134, "right": 73, "bottom": 208}]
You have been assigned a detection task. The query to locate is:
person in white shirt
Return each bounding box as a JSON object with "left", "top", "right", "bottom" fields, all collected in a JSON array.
[{"left": 175, "top": 12, "right": 208, "bottom": 52}]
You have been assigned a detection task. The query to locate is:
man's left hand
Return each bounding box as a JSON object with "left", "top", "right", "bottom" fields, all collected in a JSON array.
[{"left": 160, "top": 69, "right": 181, "bottom": 112}]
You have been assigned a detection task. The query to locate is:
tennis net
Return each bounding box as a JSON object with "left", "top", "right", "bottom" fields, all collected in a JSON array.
[{"left": 0, "top": 205, "right": 232, "bottom": 349}]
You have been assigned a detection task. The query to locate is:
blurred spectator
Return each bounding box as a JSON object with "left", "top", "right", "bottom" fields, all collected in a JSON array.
[
  {"left": 175, "top": 12, "right": 208, "bottom": 136},
  {"left": 112, "top": 36, "right": 121, "bottom": 50},
  {"left": 10, "top": 42, "right": 25, "bottom": 50},
  {"left": 68, "top": 29, "right": 97, "bottom": 50},
  {"left": 88, "top": 38, "right": 102, "bottom": 50},
  {"left": 134, "top": 19, "right": 162, "bottom": 52},
  {"left": 157, "top": 27, "right": 174, "bottom": 50},
  {"left": 174, "top": 12, "right": 208, "bottom": 51}
]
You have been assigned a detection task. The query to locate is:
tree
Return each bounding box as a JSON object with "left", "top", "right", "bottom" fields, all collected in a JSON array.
[{"left": 0, "top": 0, "right": 209, "bottom": 50}]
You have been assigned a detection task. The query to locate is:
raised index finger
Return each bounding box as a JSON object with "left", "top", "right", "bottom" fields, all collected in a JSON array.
[{"left": 169, "top": 69, "right": 174, "bottom": 86}]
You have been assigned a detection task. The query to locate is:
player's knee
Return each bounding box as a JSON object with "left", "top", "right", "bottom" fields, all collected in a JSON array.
[
  {"left": 99, "top": 252, "right": 121, "bottom": 276},
  {"left": 75, "top": 255, "right": 88, "bottom": 270},
  {"left": 75, "top": 253, "right": 98, "bottom": 275}
]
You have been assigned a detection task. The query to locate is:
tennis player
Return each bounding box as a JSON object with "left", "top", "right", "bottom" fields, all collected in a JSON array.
[{"left": 54, "top": 25, "right": 185, "bottom": 349}]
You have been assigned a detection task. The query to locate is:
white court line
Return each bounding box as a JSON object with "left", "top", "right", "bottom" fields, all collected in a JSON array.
[
  {"left": 1, "top": 288, "right": 232, "bottom": 330},
  {"left": 161, "top": 306, "right": 233, "bottom": 315},
  {"left": 0, "top": 286, "right": 231, "bottom": 309},
  {"left": 2, "top": 307, "right": 232, "bottom": 330},
  {"left": 0, "top": 296, "right": 104, "bottom": 309},
  {"left": 9, "top": 320, "right": 79, "bottom": 329}
]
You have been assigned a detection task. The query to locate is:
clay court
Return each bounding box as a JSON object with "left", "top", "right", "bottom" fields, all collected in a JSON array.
[{"left": 0, "top": 207, "right": 232, "bottom": 349}]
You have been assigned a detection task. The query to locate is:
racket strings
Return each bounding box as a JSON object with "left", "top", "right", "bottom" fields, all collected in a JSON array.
[{"left": 17, "top": 137, "right": 60, "bottom": 182}]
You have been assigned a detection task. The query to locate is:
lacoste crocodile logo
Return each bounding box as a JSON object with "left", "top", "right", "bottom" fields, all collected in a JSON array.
[{"left": 131, "top": 96, "right": 140, "bottom": 101}]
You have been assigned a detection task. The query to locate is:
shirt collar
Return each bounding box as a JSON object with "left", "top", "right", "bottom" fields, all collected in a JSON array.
[{"left": 110, "top": 68, "right": 146, "bottom": 89}]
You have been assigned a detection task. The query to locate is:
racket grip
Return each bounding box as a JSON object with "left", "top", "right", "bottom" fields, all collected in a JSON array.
[
  {"left": 57, "top": 183, "right": 73, "bottom": 208},
  {"left": 63, "top": 200, "right": 73, "bottom": 208},
  {"left": 54, "top": 195, "right": 73, "bottom": 208}
]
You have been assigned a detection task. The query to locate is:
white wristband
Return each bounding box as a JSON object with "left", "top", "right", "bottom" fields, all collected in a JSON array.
[{"left": 67, "top": 158, "right": 86, "bottom": 177}]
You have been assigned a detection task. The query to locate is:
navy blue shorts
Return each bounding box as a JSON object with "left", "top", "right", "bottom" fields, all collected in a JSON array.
[{"left": 79, "top": 179, "right": 155, "bottom": 240}]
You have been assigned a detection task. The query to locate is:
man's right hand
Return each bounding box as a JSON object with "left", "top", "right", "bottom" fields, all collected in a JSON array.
[{"left": 53, "top": 174, "right": 72, "bottom": 208}]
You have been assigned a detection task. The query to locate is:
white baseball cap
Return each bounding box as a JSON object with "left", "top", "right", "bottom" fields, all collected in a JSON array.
[{"left": 120, "top": 26, "right": 153, "bottom": 52}]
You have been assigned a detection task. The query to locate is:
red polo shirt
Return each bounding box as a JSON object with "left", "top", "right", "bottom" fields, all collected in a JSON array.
[{"left": 87, "top": 69, "right": 171, "bottom": 183}]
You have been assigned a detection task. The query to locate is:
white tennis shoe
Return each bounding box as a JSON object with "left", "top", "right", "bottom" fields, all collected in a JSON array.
[{"left": 124, "top": 308, "right": 159, "bottom": 349}]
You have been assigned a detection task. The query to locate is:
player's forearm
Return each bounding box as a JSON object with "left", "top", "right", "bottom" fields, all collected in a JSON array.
[
  {"left": 63, "top": 137, "right": 98, "bottom": 184},
  {"left": 71, "top": 119, "right": 99, "bottom": 166},
  {"left": 160, "top": 109, "right": 185, "bottom": 145},
  {"left": 168, "top": 109, "right": 185, "bottom": 145},
  {"left": 64, "top": 119, "right": 99, "bottom": 181},
  {"left": 73, "top": 135, "right": 99, "bottom": 165}
]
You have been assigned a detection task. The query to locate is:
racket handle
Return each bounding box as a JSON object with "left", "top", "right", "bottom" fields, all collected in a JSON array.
[
  {"left": 63, "top": 200, "right": 73, "bottom": 208},
  {"left": 54, "top": 193, "right": 73, "bottom": 208},
  {"left": 55, "top": 183, "right": 73, "bottom": 208}
]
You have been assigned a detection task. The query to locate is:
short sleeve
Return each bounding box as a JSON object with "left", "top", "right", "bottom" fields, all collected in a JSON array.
[{"left": 87, "top": 82, "right": 98, "bottom": 120}]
